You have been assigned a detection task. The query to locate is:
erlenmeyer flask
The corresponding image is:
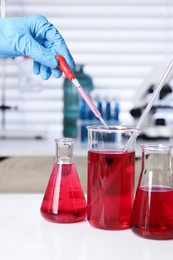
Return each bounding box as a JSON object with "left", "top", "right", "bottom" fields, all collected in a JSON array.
[
  {"left": 131, "top": 144, "right": 173, "bottom": 239},
  {"left": 40, "top": 138, "right": 87, "bottom": 223}
]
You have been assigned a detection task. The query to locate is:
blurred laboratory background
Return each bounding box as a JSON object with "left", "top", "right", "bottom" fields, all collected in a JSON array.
[{"left": 0, "top": 0, "right": 173, "bottom": 191}]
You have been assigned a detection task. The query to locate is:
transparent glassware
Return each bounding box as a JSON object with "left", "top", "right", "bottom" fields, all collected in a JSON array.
[
  {"left": 87, "top": 125, "right": 140, "bottom": 230},
  {"left": 131, "top": 144, "right": 173, "bottom": 239},
  {"left": 63, "top": 64, "right": 94, "bottom": 138},
  {"left": 18, "top": 56, "right": 42, "bottom": 92},
  {"left": 40, "top": 138, "right": 87, "bottom": 223}
]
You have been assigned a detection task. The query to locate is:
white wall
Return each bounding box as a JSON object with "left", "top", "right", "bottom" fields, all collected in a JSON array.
[{"left": 0, "top": 0, "right": 173, "bottom": 136}]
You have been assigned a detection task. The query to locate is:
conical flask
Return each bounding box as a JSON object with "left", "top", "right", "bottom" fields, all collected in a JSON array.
[
  {"left": 40, "top": 138, "right": 87, "bottom": 223},
  {"left": 131, "top": 144, "right": 173, "bottom": 239}
]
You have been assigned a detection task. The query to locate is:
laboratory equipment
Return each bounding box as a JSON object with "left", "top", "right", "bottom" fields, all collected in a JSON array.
[
  {"left": 77, "top": 97, "right": 120, "bottom": 145},
  {"left": 57, "top": 55, "right": 108, "bottom": 128},
  {"left": 40, "top": 138, "right": 87, "bottom": 223},
  {"left": 87, "top": 125, "right": 140, "bottom": 230},
  {"left": 125, "top": 58, "right": 173, "bottom": 150},
  {"left": 18, "top": 56, "right": 42, "bottom": 92},
  {"left": 63, "top": 64, "right": 94, "bottom": 138},
  {"left": 114, "top": 101, "right": 120, "bottom": 121},
  {"left": 105, "top": 99, "right": 111, "bottom": 121},
  {"left": 131, "top": 144, "right": 173, "bottom": 240}
]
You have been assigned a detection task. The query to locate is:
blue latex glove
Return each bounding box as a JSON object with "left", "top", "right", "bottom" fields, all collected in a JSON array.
[{"left": 0, "top": 15, "right": 75, "bottom": 80}]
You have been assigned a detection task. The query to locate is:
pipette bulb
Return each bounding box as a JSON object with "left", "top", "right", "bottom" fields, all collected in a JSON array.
[{"left": 56, "top": 55, "right": 75, "bottom": 81}]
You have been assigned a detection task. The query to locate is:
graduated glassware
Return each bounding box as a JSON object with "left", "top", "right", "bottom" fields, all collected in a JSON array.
[{"left": 87, "top": 125, "right": 140, "bottom": 230}]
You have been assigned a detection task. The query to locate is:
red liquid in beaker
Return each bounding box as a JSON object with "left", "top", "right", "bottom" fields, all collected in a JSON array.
[
  {"left": 132, "top": 185, "right": 173, "bottom": 239},
  {"left": 40, "top": 163, "right": 87, "bottom": 223},
  {"left": 87, "top": 150, "right": 135, "bottom": 230}
]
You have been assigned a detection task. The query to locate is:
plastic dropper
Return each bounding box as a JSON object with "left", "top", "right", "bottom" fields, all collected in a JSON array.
[
  {"left": 125, "top": 58, "right": 173, "bottom": 150},
  {"left": 56, "top": 55, "right": 108, "bottom": 127}
]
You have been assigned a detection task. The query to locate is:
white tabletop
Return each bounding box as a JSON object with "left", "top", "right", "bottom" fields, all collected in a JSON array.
[{"left": 0, "top": 194, "right": 173, "bottom": 260}]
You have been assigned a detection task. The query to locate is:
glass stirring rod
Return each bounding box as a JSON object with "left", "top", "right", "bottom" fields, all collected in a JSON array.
[
  {"left": 125, "top": 58, "right": 173, "bottom": 151},
  {"left": 56, "top": 55, "right": 108, "bottom": 127}
]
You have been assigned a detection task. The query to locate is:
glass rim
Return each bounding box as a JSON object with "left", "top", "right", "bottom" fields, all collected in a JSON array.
[
  {"left": 55, "top": 138, "right": 74, "bottom": 144},
  {"left": 141, "top": 143, "right": 172, "bottom": 151},
  {"left": 86, "top": 125, "right": 141, "bottom": 133}
]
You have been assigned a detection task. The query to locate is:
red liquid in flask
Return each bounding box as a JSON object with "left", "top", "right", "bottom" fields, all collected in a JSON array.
[
  {"left": 132, "top": 185, "right": 173, "bottom": 239},
  {"left": 87, "top": 149, "right": 135, "bottom": 230},
  {"left": 40, "top": 163, "right": 87, "bottom": 223}
]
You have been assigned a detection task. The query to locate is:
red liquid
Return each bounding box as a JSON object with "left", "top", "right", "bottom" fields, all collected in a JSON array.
[
  {"left": 87, "top": 150, "right": 135, "bottom": 230},
  {"left": 40, "top": 163, "right": 87, "bottom": 223},
  {"left": 132, "top": 185, "right": 173, "bottom": 239}
]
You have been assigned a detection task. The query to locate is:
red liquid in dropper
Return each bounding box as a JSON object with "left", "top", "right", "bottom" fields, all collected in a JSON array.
[
  {"left": 40, "top": 163, "right": 87, "bottom": 223},
  {"left": 72, "top": 78, "right": 108, "bottom": 127},
  {"left": 132, "top": 185, "right": 173, "bottom": 239},
  {"left": 87, "top": 149, "right": 135, "bottom": 230}
]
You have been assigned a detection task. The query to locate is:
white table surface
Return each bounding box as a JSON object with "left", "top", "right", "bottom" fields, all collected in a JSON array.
[{"left": 0, "top": 194, "right": 173, "bottom": 260}]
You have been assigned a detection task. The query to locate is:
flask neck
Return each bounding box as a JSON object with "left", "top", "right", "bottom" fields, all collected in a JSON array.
[
  {"left": 142, "top": 144, "right": 172, "bottom": 171},
  {"left": 142, "top": 150, "right": 171, "bottom": 171},
  {"left": 55, "top": 138, "right": 74, "bottom": 164},
  {"left": 140, "top": 144, "right": 173, "bottom": 188}
]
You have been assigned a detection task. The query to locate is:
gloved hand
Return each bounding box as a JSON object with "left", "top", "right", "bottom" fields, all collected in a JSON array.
[{"left": 0, "top": 15, "right": 75, "bottom": 80}]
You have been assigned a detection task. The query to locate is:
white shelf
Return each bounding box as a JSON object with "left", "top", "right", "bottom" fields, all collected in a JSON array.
[
  {"left": 0, "top": 132, "right": 172, "bottom": 157},
  {"left": 0, "top": 133, "right": 87, "bottom": 157}
]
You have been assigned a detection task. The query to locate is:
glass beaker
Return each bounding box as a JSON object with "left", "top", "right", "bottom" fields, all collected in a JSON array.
[
  {"left": 40, "top": 138, "right": 87, "bottom": 223},
  {"left": 63, "top": 64, "right": 94, "bottom": 138},
  {"left": 87, "top": 125, "right": 140, "bottom": 230},
  {"left": 131, "top": 144, "right": 173, "bottom": 240}
]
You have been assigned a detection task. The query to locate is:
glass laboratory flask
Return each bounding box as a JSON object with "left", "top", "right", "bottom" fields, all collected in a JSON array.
[
  {"left": 87, "top": 125, "right": 140, "bottom": 230},
  {"left": 131, "top": 144, "right": 173, "bottom": 240},
  {"left": 40, "top": 138, "right": 87, "bottom": 223},
  {"left": 63, "top": 64, "right": 94, "bottom": 138}
]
